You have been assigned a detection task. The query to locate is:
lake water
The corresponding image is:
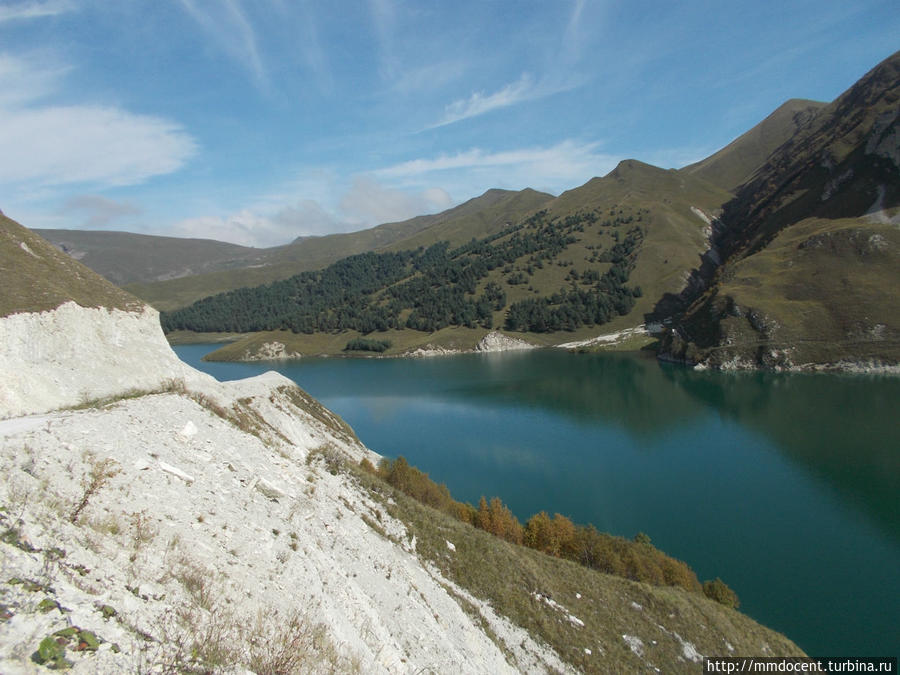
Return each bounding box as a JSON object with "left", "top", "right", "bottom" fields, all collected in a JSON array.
[{"left": 174, "top": 345, "right": 900, "bottom": 657}]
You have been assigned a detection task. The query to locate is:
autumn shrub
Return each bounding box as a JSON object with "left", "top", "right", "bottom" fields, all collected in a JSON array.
[
  {"left": 475, "top": 497, "right": 524, "bottom": 545},
  {"left": 703, "top": 577, "right": 740, "bottom": 608},
  {"left": 370, "top": 455, "right": 704, "bottom": 594}
]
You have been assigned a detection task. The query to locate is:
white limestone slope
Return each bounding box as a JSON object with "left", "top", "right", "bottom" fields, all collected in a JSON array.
[
  {"left": 0, "top": 302, "right": 568, "bottom": 673},
  {"left": 475, "top": 331, "right": 536, "bottom": 352},
  {"left": 0, "top": 302, "right": 203, "bottom": 420}
]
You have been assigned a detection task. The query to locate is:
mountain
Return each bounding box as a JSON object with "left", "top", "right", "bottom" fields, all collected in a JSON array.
[
  {"left": 658, "top": 50, "right": 900, "bottom": 370},
  {"left": 34, "top": 228, "right": 262, "bottom": 287},
  {"left": 1, "top": 214, "right": 803, "bottom": 670},
  {"left": 126, "top": 187, "right": 554, "bottom": 311},
  {"left": 681, "top": 99, "right": 828, "bottom": 192},
  {"left": 162, "top": 162, "right": 732, "bottom": 359}
]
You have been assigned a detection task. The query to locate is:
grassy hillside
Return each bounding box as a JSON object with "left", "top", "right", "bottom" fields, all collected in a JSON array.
[
  {"left": 661, "top": 50, "right": 900, "bottom": 369},
  {"left": 164, "top": 163, "right": 735, "bottom": 358},
  {"left": 1, "top": 215, "right": 141, "bottom": 317},
  {"left": 680, "top": 99, "right": 827, "bottom": 191},
  {"left": 664, "top": 217, "right": 900, "bottom": 368},
  {"left": 34, "top": 228, "right": 261, "bottom": 287},
  {"left": 128, "top": 188, "right": 553, "bottom": 311},
  {"left": 547, "top": 161, "right": 732, "bottom": 333}
]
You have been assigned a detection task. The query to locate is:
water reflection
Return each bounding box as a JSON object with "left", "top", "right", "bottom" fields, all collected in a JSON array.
[{"left": 660, "top": 365, "right": 900, "bottom": 543}]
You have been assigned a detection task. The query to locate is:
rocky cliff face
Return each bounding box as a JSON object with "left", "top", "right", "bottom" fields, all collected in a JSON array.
[{"left": 0, "top": 303, "right": 201, "bottom": 419}]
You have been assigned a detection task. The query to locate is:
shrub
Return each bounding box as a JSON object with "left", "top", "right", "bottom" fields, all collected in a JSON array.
[
  {"left": 370, "top": 455, "right": 705, "bottom": 594},
  {"left": 703, "top": 577, "right": 740, "bottom": 609},
  {"left": 344, "top": 337, "right": 392, "bottom": 353},
  {"left": 476, "top": 497, "right": 524, "bottom": 545}
]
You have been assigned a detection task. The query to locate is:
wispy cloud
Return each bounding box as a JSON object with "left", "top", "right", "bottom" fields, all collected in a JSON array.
[
  {"left": 377, "top": 140, "right": 617, "bottom": 186},
  {"left": 178, "top": 0, "right": 269, "bottom": 91},
  {"left": 0, "top": 0, "right": 74, "bottom": 23},
  {"left": 0, "top": 54, "right": 68, "bottom": 106},
  {"left": 0, "top": 55, "right": 197, "bottom": 189},
  {"left": 367, "top": 0, "right": 397, "bottom": 80},
  {"left": 432, "top": 73, "right": 576, "bottom": 128},
  {"left": 291, "top": 1, "right": 333, "bottom": 94}
]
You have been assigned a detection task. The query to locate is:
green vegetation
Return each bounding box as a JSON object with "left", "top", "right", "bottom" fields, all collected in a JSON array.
[
  {"left": 703, "top": 578, "right": 740, "bottom": 609},
  {"left": 127, "top": 188, "right": 553, "bottom": 311},
  {"left": 161, "top": 209, "right": 644, "bottom": 337},
  {"left": 344, "top": 337, "right": 392, "bottom": 353},
  {"left": 366, "top": 455, "right": 740, "bottom": 603}
]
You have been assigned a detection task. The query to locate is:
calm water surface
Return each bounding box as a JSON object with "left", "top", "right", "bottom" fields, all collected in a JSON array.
[{"left": 175, "top": 345, "right": 900, "bottom": 657}]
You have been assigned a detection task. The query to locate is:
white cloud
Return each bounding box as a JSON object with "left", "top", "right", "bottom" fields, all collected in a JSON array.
[
  {"left": 339, "top": 175, "right": 452, "bottom": 227},
  {"left": 170, "top": 210, "right": 284, "bottom": 248},
  {"left": 0, "top": 104, "right": 197, "bottom": 187},
  {"left": 433, "top": 73, "right": 541, "bottom": 127},
  {"left": 0, "top": 54, "right": 67, "bottom": 106},
  {"left": 377, "top": 139, "right": 619, "bottom": 188},
  {"left": 168, "top": 177, "right": 454, "bottom": 247},
  {"left": 169, "top": 205, "right": 336, "bottom": 248},
  {"left": 0, "top": 0, "right": 74, "bottom": 23},
  {"left": 0, "top": 55, "right": 197, "bottom": 190}
]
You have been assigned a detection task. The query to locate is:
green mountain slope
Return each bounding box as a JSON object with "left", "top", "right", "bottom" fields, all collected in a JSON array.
[
  {"left": 164, "top": 162, "right": 732, "bottom": 357},
  {"left": 34, "top": 228, "right": 261, "bottom": 286},
  {"left": 681, "top": 99, "right": 827, "bottom": 191},
  {"left": 127, "top": 188, "right": 553, "bottom": 311},
  {"left": 546, "top": 160, "right": 732, "bottom": 332},
  {"left": 660, "top": 50, "right": 900, "bottom": 369},
  {"left": 1, "top": 215, "right": 141, "bottom": 317}
]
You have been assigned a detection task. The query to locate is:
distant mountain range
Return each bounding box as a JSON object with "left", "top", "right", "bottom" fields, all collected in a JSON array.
[{"left": 35, "top": 50, "right": 900, "bottom": 370}]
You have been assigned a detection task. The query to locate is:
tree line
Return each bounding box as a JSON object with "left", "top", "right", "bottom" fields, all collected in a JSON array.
[{"left": 161, "top": 209, "right": 644, "bottom": 336}]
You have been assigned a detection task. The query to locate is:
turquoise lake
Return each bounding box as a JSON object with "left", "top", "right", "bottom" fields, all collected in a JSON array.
[{"left": 174, "top": 345, "right": 900, "bottom": 657}]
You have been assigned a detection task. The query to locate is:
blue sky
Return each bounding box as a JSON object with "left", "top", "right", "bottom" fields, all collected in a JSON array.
[{"left": 1, "top": 0, "right": 897, "bottom": 247}]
